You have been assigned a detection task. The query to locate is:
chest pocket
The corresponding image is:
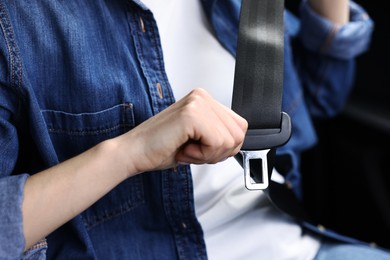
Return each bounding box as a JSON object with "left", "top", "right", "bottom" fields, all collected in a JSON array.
[{"left": 41, "top": 102, "right": 145, "bottom": 229}]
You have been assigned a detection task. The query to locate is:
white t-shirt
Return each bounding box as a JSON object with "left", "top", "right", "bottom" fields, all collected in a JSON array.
[{"left": 141, "top": 1, "right": 321, "bottom": 259}]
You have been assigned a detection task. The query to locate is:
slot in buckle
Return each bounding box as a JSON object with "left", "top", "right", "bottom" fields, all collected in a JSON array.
[{"left": 240, "top": 149, "right": 270, "bottom": 190}]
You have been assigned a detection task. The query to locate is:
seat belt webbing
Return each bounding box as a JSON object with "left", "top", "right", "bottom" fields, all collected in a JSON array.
[{"left": 232, "top": 0, "right": 291, "bottom": 190}]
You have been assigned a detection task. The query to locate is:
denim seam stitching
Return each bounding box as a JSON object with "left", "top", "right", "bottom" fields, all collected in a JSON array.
[
  {"left": 145, "top": 22, "right": 161, "bottom": 114},
  {"left": 84, "top": 198, "right": 144, "bottom": 230},
  {"left": 148, "top": 16, "right": 176, "bottom": 104},
  {"left": 83, "top": 175, "right": 145, "bottom": 230},
  {"left": 0, "top": 0, "right": 26, "bottom": 126},
  {"left": 0, "top": 1, "right": 23, "bottom": 92},
  {"left": 47, "top": 123, "right": 133, "bottom": 135},
  {"left": 25, "top": 239, "right": 48, "bottom": 253}
]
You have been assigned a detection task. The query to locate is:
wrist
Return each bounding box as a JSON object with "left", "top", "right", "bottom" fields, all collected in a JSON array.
[
  {"left": 100, "top": 135, "right": 141, "bottom": 180},
  {"left": 97, "top": 138, "right": 132, "bottom": 181},
  {"left": 308, "top": 0, "right": 349, "bottom": 25}
]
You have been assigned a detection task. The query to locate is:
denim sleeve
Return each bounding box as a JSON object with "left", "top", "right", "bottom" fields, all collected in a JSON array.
[
  {"left": 299, "top": 0, "right": 374, "bottom": 60},
  {"left": 0, "top": 175, "right": 28, "bottom": 258},
  {"left": 293, "top": 1, "right": 374, "bottom": 118},
  {"left": 0, "top": 92, "right": 49, "bottom": 260},
  {"left": 0, "top": 85, "right": 28, "bottom": 259}
]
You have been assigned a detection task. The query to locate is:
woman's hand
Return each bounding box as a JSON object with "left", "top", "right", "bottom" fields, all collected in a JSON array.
[{"left": 118, "top": 88, "right": 248, "bottom": 176}]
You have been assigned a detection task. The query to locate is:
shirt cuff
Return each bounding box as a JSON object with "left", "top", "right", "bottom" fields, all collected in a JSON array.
[
  {"left": 0, "top": 174, "right": 29, "bottom": 258},
  {"left": 299, "top": 0, "right": 374, "bottom": 59}
]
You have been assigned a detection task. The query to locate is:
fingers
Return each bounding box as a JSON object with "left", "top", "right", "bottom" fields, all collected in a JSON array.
[
  {"left": 175, "top": 88, "right": 247, "bottom": 165},
  {"left": 121, "top": 88, "right": 248, "bottom": 174}
]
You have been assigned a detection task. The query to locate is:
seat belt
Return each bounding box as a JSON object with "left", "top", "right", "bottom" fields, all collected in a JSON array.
[
  {"left": 232, "top": 0, "right": 291, "bottom": 190},
  {"left": 231, "top": 0, "right": 371, "bottom": 245},
  {"left": 232, "top": 0, "right": 311, "bottom": 220}
]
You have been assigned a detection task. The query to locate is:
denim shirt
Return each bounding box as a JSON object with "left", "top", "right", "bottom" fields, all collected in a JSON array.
[{"left": 0, "top": 0, "right": 373, "bottom": 259}]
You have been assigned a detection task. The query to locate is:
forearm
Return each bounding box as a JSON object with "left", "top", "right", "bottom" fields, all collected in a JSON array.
[
  {"left": 22, "top": 139, "right": 130, "bottom": 250},
  {"left": 20, "top": 88, "right": 247, "bottom": 251},
  {"left": 308, "top": 0, "right": 349, "bottom": 25}
]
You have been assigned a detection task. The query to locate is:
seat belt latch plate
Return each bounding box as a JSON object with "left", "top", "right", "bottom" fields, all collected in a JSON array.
[
  {"left": 240, "top": 149, "right": 270, "bottom": 190},
  {"left": 239, "top": 112, "right": 292, "bottom": 190}
]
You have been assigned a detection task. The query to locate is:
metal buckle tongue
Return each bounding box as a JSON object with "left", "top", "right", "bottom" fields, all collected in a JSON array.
[
  {"left": 240, "top": 112, "right": 292, "bottom": 190},
  {"left": 240, "top": 149, "right": 270, "bottom": 190}
]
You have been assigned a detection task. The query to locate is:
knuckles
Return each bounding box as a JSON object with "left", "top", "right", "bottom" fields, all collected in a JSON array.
[{"left": 177, "top": 88, "right": 247, "bottom": 160}]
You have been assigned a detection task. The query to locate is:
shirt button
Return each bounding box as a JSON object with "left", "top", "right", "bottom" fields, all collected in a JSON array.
[
  {"left": 369, "top": 242, "right": 378, "bottom": 248},
  {"left": 317, "top": 224, "right": 326, "bottom": 232},
  {"left": 139, "top": 16, "right": 146, "bottom": 32},
  {"left": 181, "top": 222, "right": 187, "bottom": 229},
  {"left": 156, "top": 82, "right": 163, "bottom": 99}
]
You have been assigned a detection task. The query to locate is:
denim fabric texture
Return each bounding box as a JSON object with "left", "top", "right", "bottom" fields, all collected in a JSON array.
[{"left": 0, "top": 0, "right": 373, "bottom": 259}]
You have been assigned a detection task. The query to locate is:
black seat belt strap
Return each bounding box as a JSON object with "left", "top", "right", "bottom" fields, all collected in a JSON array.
[{"left": 232, "top": 0, "right": 291, "bottom": 190}]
